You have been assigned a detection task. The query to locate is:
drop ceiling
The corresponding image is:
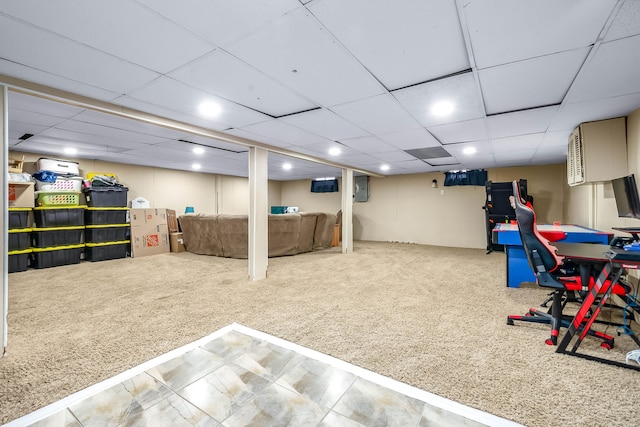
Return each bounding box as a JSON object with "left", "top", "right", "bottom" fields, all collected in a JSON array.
[{"left": 2, "top": 0, "right": 640, "bottom": 180}]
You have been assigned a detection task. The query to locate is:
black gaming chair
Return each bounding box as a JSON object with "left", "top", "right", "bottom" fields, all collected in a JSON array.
[{"left": 505, "top": 180, "right": 626, "bottom": 346}]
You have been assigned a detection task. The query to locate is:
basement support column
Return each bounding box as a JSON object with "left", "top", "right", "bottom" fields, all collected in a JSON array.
[
  {"left": 1, "top": 85, "right": 8, "bottom": 356},
  {"left": 248, "top": 147, "right": 268, "bottom": 281},
  {"left": 341, "top": 168, "right": 354, "bottom": 254}
]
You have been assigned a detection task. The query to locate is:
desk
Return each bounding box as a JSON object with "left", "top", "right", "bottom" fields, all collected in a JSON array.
[
  {"left": 554, "top": 242, "right": 640, "bottom": 371},
  {"left": 492, "top": 223, "right": 611, "bottom": 287}
]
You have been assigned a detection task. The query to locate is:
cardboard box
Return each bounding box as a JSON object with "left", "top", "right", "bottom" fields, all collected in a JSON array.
[
  {"left": 169, "top": 232, "right": 185, "bottom": 253},
  {"left": 130, "top": 208, "right": 168, "bottom": 227},
  {"left": 8, "top": 182, "right": 35, "bottom": 208},
  {"left": 167, "top": 209, "right": 179, "bottom": 233},
  {"left": 131, "top": 223, "right": 170, "bottom": 258}
]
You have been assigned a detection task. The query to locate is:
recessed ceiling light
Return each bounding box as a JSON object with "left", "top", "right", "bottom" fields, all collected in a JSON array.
[
  {"left": 282, "top": 163, "right": 292, "bottom": 170},
  {"left": 63, "top": 147, "right": 77, "bottom": 155},
  {"left": 463, "top": 147, "right": 476, "bottom": 155},
  {"left": 198, "top": 101, "right": 221, "bottom": 118},
  {"left": 329, "top": 147, "right": 341, "bottom": 156},
  {"left": 192, "top": 163, "right": 202, "bottom": 170},
  {"left": 430, "top": 101, "right": 454, "bottom": 117},
  {"left": 193, "top": 147, "right": 205, "bottom": 154},
  {"left": 380, "top": 164, "right": 390, "bottom": 171}
]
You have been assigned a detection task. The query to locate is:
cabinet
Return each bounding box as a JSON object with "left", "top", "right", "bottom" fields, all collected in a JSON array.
[{"left": 567, "top": 117, "right": 627, "bottom": 186}]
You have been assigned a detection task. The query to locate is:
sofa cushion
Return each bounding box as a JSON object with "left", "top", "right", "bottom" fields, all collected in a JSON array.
[
  {"left": 298, "top": 212, "right": 318, "bottom": 253},
  {"left": 217, "top": 214, "right": 249, "bottom": 259},
  {"left": 268, "top": 213, "right": 301, "bottom": 257},
  {"left": 178, "top": 214, "right": 223, "bottom": 256}
]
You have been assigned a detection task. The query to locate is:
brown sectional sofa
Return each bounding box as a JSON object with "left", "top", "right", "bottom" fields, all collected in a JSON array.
[{"left": 178, "top": 212, "right": 337, "bottom": 259}]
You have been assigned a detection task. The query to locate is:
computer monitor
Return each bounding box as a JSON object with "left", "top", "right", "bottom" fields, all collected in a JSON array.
[{"left": 611, "top": 174, "right": 640, "bottom": 219}]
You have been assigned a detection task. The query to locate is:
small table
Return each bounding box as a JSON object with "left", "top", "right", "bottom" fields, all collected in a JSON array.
[
  {"left": 554, "top": 242, "right": 640, "bottom": 371},
  {"left": 492, "top": 223, "right": 612, "bottom": 287}
]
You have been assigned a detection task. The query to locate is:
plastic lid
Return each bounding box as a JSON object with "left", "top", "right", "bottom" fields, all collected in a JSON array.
[
  {"left": 31, "top": 226, "right": 85, "bottom": 231},
  {"left": 85, "top": 240, "right": 130, "bottom": 247},
  {"left": 31, "top": 243, "right": 85, "bottom": 252},
  {"left": 8, "top": 228, "right": 32, "bottom": 233},
  {"left": 8, "top": 207, "right": 33, "bottom": 211},
  {"left": 85, "top": 207, "right": 129, "bottom": 211},
  {"left": 34, "top": 205, "right": 88, "bottom": 210},
  {"left": 85, "top": 223, "right": 130, "bottom": 229}
]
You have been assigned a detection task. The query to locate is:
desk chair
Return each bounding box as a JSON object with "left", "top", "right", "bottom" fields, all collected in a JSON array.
[{"left": 506, "top": 180, "right": 629, "bottom": 346}]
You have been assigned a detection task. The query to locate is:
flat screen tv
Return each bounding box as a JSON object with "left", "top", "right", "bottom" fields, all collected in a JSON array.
[{"left": 611, "top": 174, "right": 640, "bottom": 219}]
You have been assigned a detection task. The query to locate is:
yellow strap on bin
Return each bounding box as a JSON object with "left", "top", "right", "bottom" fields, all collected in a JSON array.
[
  {"left": 31, "top": 226, "right": 84, "bottom": 232},
  {"left": 8, "top": 248, "right": 32, "bottom": 256},
  {"left": 8, "top": 228, "right": 32, "bottom": 233},
  {"left": 85, "top": 240, "right": 130, "bottom": 248},
  {"left": 85, "top": 223, "right": 130, "bottom": 229},
  {"left": 31, "top": 244, "right": 85, "bottom": 252}
]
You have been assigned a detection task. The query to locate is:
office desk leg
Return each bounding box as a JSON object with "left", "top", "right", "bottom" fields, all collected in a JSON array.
[{"left": 556, "top": 264, "right": 640, "bottom": 371}]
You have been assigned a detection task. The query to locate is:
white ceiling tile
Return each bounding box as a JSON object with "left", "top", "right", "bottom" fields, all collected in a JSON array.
[
  {"left": 225, "top": 7, "right": 385, "bottom": 106},
  {"left": 479, "top": 48, "right": 589, "bottom": 114},
  {"left": 38, "top": 127, "right": 152, "bottom": 151},
  {"left": 491, "top": 134, "right": 544, "bottom": 153},
  {"left": 565, "top": 35, "right": 640, "bottom": 103},
  {"left": 224, "top": 128, "right": 292, "bottom": 148},
  {"left": 138, "top": 0, "right": 300, "bottom": 48},
  {"left": 487, "top": 106, "right": 559, "bottom": 139},
  {"left": 9, "top": 92, "right": 84, "bottom": 118},
  {"left": 371, "top": 150, "right": 417, "bottom": 162},
  {"left": 495, "top": 150, "right": 537, "bottom": 166},
  {"left": 8, "top": 123, "right": 50, "bottom": 144},
  {"left": 308, "top": 0, "right": 469, "bottom": 89},
  {"left": 458, "top": 154, "right": 497, "bottom": 169},
  {"left": 9, "top": 109, "right": 68, "bottom": 128},
  {"left": 530, "top": 146, "right": 567, "bottom": 165},
  {"left": 0, "top": 0, "right": 214, "bottom": 74},
  {"left": 48, "top": 120, "right": 169, "bottom": 145},
  {"left": 169, "top": 50, "right": 316, "bottom": 117},
  {"left": 340, "top": 136, "right": 398, "bottom": 154},
  {"left": 428, "top": 118, "right": 487, "bottom": 144},
  {"left": 238, "top": 120, "right": 330, "bottom": 147},
  {"left": 463, "top": 0, "right": 618, "bottom": 69},
  {"left": 280, "top": 108, "right": 369, "bottom": 140},
  {"left": 393, "top": 159, "right": 438, "bottom": 173},
  {"left": 331, "top": 94, "right": 422, "bottom": 135},
  {"left": 0, "top": 16, "right": 159, "bottom": 94},
  {"left": 377, "top": 127, "right": 442, "bottom": 150},
  {"left": 444, "top": 140, "right": 493, "bottom": 157},
  {"left": 0, "top": 60, "right": 121, "bottom": 102},
  {"left": 124, "top": 78, "right": 272, "bottom": 128},
  {"left": 603, "top": 0, "right": 640, "bottom": 42},
  {"left": 393, "top": 72, "right": 485, "bottom": 127},
  {"left": 549, "top": 92, "right": 640, "bottom": 132}
]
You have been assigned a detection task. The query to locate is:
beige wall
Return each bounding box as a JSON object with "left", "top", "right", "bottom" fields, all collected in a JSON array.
[
  {"left": 563, "top": 108, "right": 640, "bottom": 236},
  {"left": 9, "top": 150, "right": 283, "bottom": 215},
  {"left": 280, "top": 164, "right": 565, "bottom": 249}
]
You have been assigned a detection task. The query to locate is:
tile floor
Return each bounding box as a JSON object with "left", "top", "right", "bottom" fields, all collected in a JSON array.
[{"left": 4, "top": 324, "right": 522, "bottom": 427}]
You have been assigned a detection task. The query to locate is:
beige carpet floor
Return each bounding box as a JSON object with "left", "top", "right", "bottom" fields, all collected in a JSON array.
[{"left": 1, "top": 241, "right": 639, "bottom": 426}]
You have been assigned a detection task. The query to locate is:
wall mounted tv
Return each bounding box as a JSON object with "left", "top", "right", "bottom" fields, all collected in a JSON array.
[{"left": 611, "top": 174, "right": 640, "bottom": 219}]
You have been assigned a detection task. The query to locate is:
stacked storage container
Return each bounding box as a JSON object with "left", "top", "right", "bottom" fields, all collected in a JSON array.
[
  {"left": 8, "top": 208, "right": 32, "bottom": 273},
  {"left": 31, "top": 206, "right": 85, "bottom": 268},
  {"left": 83, "top": 175, "right": 130, "bottom": 262},
  {"left": 31, "top": 158, "right": 85, "bottom": 268}
]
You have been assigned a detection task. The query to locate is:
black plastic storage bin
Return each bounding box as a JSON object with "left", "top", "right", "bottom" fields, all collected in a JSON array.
[
  {"left": 34, "top": 206, "right": 86, "bottom": 228},
  {"left": 30, "top": 244, "right": 84, "bottom": 269},
  {"left": 83, "top": 187, "right": 128, "bottom": 207},
  {"left": 8, "top": 228, "right": 31, "bottom": 251},
  {"left": 31, "top": 226, "right": 84, "bottom": 248},
  {"left": 84, "top": 241, "right": 129, "bottom": 262},
  {"left": 8, "top": 249, "right": 31, "bottom": 273},
  {"left": 85, "top": 207, "right": 129, "bottom": 225},
  {"left": 85, "top": 224, "right": 130, "bottom": 243},
  {"left": 9, "top": 208, "right": 31, "bottom": 229}
]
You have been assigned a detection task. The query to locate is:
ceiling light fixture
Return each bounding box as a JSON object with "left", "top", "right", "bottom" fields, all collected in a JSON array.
[
  {"left": 283, "top": 163, "right": 292, "bottom": 170},
  {"left": 431, "top": 101, "right": 454, "bottom": 117},
  {"left": 63, "top": 147, "right": 77, "bottom": 155},
  {"left": 191, "top": 163, "right": 201, "bottom": 170},
  {"left": 380, "top": 164, "right": 390, "bottom": 171},
  {"left": 193, "top": 147, "right": 205, "bottom": 154},
  {"left": 198, "top": 101, "right": 221, "bottom": 118},
  {"left": 329, "top": 147, "right": 341, "bottom": 156},
  {"left": 463, "top": 147, "right": 476, "bottom": 155}
]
